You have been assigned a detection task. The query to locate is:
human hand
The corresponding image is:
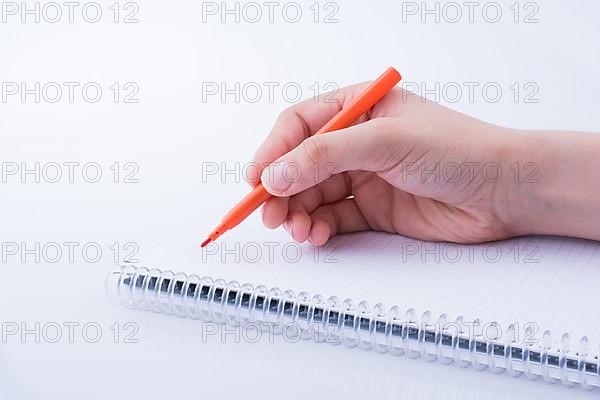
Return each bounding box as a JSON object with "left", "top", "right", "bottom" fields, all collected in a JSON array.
[{"left": 249, "top": 82, "right": 600, "bottom": 245}]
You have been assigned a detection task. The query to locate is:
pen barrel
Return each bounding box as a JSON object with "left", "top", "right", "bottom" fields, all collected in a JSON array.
[
  {"left": 314, "top": 67, "right": 401, "bottom": 135},
  {"left": 225, "top": 68, "right": 401, "bottom": 224},
  {"left": 208, "top": 67, "right": 402, "bottom": 240},
  {"left": 223, "top": 184, "right": 272, "bottom": 228}
]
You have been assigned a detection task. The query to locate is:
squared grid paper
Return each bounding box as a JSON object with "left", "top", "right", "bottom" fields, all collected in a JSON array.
[{"left": 145, "top": 223, "right": 600, "bottom": 354}]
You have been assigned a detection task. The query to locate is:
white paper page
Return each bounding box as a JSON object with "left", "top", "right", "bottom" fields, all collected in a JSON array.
[{"left": 139, "top": 215, "right": 600, "bottom": 354}]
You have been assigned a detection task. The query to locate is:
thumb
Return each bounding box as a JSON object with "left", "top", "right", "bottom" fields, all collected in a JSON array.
[{"left": 260, "top": 118, "right": 396, "bottom": 196}]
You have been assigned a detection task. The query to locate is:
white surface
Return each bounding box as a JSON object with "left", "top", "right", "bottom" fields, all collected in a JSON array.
[{"left": 1, "top": 0, "right": 600, "bottom": 399}]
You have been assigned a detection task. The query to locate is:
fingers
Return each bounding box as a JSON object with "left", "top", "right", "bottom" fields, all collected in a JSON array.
[
  {"left": 309, "top": 199, "right": 370, "bottom": 246},
  {"left": 261, "top": 173, "right": 351, "bottom": 230},
  {"left": 261, "top": 118, "right": 398, "bottom": 196},
  {"left": 248, "top": 82, "right": 373, "bottom": 187},
  {"left": 284, "top": 206, "right": 313, "bottom": 243},
  {"left": 261, "top": 196, "right": 288, "bottom": 229},
  {"left": 267, "top": 197, "right": 370, "bottom": 246},
  {"left": 288, "top": 173, "right": 351, "bottom": 215}
]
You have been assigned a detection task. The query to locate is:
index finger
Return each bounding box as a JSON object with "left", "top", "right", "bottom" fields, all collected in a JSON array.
[{"left": 248, "top": 81, "right": 374, "bottom": 186}]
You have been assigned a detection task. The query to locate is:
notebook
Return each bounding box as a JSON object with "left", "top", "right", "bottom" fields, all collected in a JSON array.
[{"left": 125, "top": 217, "right": 600, "bottom": 388}]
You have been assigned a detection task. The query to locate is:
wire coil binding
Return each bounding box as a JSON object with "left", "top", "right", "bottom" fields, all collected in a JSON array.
[{"left": 106, "top": 264, "right": 600, "bottom": 390}]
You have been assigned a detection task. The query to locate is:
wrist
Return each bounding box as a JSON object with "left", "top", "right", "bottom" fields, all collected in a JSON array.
[
  {"left": 497, "top": 128, "right": 600, "bottom": 240},
  {"left": 492, "top": 128, "right": 555, "bottom": 237}
]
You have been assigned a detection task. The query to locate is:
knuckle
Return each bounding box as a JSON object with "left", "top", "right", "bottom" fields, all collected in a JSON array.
[
  {"left": 369, "top": 117, "right": 396, "bottom": 132},
  {"left": 277, "top": 105, "right": 300, "bottom": 125},
  {"left": 367, "top": 118, "right": 400, "bottom": 146},
  {"left": 301, "top": 137, "right": 328, "bottom": 167},
  {"left": 363, "top": 118, "right": 401, "bottom": 171}
]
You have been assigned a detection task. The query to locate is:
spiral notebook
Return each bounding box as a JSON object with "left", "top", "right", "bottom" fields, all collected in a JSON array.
[{"left": 133, "top": 220, "right": 600, "bottom": 387}]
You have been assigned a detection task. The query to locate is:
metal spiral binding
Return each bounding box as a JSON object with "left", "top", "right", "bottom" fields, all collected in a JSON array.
[{"left": 106, "top": 264, "right": 600, "bottom": 390}]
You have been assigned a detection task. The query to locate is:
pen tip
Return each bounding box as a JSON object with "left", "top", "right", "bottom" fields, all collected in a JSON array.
[{"left": 201, "top": 238, "right": 211, "bottom": 248}]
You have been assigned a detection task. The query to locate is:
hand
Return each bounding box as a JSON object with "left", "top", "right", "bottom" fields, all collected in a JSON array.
[{"left": 249, "top": 82, "right": 600, "bottom": 245}]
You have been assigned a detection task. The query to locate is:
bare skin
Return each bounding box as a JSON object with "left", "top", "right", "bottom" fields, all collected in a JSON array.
[{"left": 248, "top": 82, "right": 600, "bottom": 246}]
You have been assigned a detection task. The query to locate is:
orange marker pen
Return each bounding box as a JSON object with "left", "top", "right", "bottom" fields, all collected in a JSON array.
[{"left": 201, "top": 67, "right": 402, "bottom": 247}]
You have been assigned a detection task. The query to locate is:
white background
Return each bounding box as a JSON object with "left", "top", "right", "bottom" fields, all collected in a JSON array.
[{"left": 1, "top": 0, "right": 600, "bottom": 398}]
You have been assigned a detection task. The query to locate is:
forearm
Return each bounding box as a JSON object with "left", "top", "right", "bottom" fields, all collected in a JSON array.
[{"left": 507, "top": 129, "right": 600, "bottom": 240}]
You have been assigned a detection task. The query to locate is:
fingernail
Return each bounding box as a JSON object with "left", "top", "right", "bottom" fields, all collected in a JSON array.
[
  {"left": 283, "top": 220, "right": 291, "bottom": 233},
  {"left": 284, "top": 220, "right": 296, "bottom": 239},
  {"left": 262, "top": 161, "right": 292, "bottom": 193}
]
